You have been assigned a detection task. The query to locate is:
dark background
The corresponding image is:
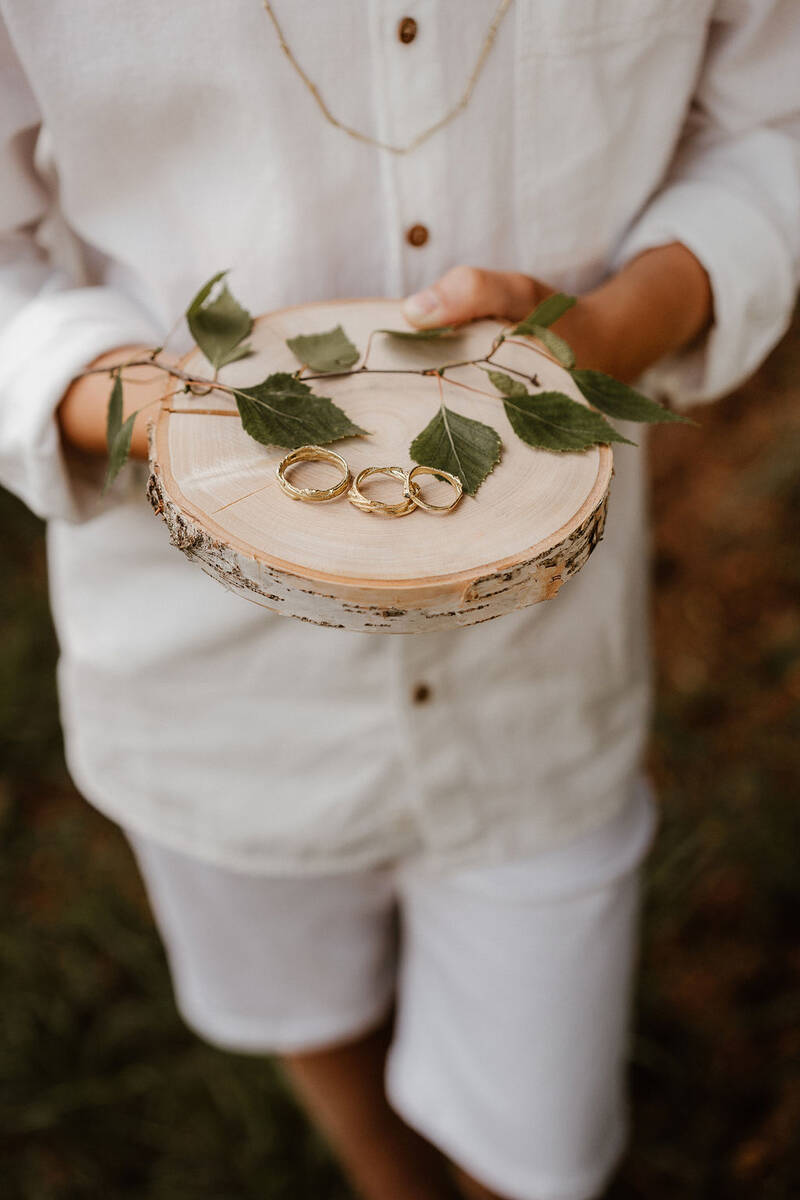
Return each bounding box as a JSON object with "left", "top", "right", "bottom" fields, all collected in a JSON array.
[{"left": 1, "top": 318, "right": 799, "bottom": 1198}]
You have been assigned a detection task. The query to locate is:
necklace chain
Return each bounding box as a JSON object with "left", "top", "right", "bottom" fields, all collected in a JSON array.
[{"left": 260, "top": 0, "right": 513, "bottom": 156}]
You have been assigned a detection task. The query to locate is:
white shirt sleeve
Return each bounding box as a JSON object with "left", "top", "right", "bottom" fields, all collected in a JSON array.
[
  {"left": 0, "top": 18, "right": 161, "bottom": 522},
  {"left": 610, "top": 0, "right": 800, "bottom": 410}
]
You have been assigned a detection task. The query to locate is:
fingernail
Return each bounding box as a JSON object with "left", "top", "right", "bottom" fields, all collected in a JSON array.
[{"left": 402, "top": 288, "right": 443, "bottom": 323}]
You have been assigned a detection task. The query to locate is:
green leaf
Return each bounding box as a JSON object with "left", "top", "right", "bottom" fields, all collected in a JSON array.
[
  {"left": 103, "top": 373, "right": 135, "bottom": 491},
  {"left": 376, "top": 325, "right": 458, "bottom": 340},
  {"left": 513, "top": 292, "right": 576, "bottom": 334},
  {"left": 187, "top": 269, "right": 227, "bottom": 313},
  {"left": 106, "top": 374, "right": 123, "bottom": 447},
  {"left": 103, "top": 412, "right": 137, "bottom": 492},
  {"left": 485, "top": 369, "right": 527, "bottom": 398},
  {"left": 409, "top": 405, "right": 501, "bottom": 496},
  {"left": 234, "top": 373, "right": 368, "bottom": 449},
  {"left": 487, "top": 368, "right": 634, "bottom": 451},
  {"left": 570, "top": 369, "right": 694, "bottom": 424},
  {"left": 218, "top": 343, "right": 255, "bottom": 366},
  {"left": 186, "top": 271, "right": 253, "bottom": 370},
  {"left": 503, "top": 389, "right": 635, "bottom": 452},
  {"left": 286, "top": 325, "right": 360, "bottom": 373},
  {"left": 528, "top": 324, "right": 575, "bottom": 369}
]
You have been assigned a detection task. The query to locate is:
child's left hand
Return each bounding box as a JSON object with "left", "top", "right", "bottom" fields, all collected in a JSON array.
[{"left": 401, "top": 245, "right": 712, "bottom": 384}]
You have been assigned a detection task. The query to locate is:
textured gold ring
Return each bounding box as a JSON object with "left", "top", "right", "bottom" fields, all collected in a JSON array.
[
  {"left": 276, "top": 445, "right": 352, "bottom": 502},
  {"left": 404, "top": 465, "right": 464, "bottom": 514},
  {"left": 348, "top": 466, "right": 421, "bottom": 517}
]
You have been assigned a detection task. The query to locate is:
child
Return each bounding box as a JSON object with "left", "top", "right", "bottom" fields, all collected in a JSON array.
[{"left": 2, "top": 4, "right": 798, "bottom": 1198}]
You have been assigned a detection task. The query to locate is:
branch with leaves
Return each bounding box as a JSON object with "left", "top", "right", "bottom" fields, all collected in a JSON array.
[{"left": 94, "top": 272, "right": 695, "bottom": 496}]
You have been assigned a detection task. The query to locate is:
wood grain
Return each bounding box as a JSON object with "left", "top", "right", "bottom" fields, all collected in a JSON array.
[{"left": 148, "top": 298, "right": 613, "bottom": 632}]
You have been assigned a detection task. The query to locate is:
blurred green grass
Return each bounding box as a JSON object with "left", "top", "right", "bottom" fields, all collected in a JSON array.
[{"left": 1, "top": 321, "right": 799, "bottom": 1198}]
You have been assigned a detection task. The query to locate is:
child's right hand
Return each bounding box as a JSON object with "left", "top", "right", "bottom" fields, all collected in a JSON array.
[{"left": 58, "top": 345, "right": 179, "bottom": 461}]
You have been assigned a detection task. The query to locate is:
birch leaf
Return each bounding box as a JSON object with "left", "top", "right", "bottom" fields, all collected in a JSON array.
[
  {"left": 528, "top": 324, "right": 576, "bottom": 369},
  {"left": 409, "top": 405, "right": 501, "bottom": 496},
  {"left": 235, "top": 373, "right": 368, "bottom": 448},
  {"left": 106, "top": 374, "right": 123, "bottom": 447},
  {"left": 103, "top": 411, "right": 137, "bottom": 493},
  {"left": 186, "top": 271, "right": 253, "bottom": 369},
  {"left": 513, "top": 292, "right": 576, "bottom": 334},
  {"left": 504, "top": 390, "right": 635, "bottom": 452},
  {"left": 488, "top": 370, "right": 633, "bottom": 450},
  {"left": 376, "top": 325, "right": 458, "bottom": 340},
  {"left": 571, "top": 369, "right": 695, "bottom": 424},
  {"left": 286, "top": 325, "right": 360, "bottom": 372},
  {"left": 485, "top": 370, "right": 527, "bottom": 398},
  {"left": 186, "top": 269, "right": 226, "bottom": 313},
  {"left": 218, "top": 343, "right": 255, "bottom": 366}
]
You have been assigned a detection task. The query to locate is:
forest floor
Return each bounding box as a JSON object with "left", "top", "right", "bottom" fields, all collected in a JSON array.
[{"left": 1, "top": 318, "right": 798, "bottom": 1199}]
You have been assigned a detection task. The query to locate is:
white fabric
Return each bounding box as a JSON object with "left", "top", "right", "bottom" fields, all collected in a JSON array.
[
  {"left": 1, "top": 1, "right": 799, "bottom": 871},
  {"left": 126, "top": 773, "right": 657, "bottom": 1200}
]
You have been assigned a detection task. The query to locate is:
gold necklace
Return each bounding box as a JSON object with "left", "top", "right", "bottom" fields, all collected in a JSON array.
[{"left": 261, "top": 0, "right": 513, "bottom": 156}]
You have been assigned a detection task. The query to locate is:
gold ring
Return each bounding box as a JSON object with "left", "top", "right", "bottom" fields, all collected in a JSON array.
[
  {"left": 276, "top": 445, "right": 352, "bottom": 502},
  {"left": 404, "top": 465, "right": 464, "bottom": 514},
  {"left": 348, "top": 466, "right": 421, "bottom": 517}
]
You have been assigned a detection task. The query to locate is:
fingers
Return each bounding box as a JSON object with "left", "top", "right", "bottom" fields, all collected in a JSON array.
[{"left": 401, "top": 265, "right": 545, "bottom": 328}]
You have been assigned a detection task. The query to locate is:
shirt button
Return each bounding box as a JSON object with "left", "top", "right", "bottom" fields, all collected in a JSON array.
[
  {"left": 406, "top": 223, "right": 429, "bottom": 247},
  {"left": 397, "top": 17, "right": 418, "bottom": 44},
  {"left": 411, "top": 682, "right": 432, "bottom": 704}
]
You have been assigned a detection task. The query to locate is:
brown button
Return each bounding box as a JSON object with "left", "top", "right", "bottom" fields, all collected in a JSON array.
[
  {"left": 406, "top": 223, "right": 429, "bottom": 247},
  {"left": 397, "top": 16, "right": 418, "bottom": 44},
  {"left": 411, "top": 682, "right": 431, "bottom": 704}
]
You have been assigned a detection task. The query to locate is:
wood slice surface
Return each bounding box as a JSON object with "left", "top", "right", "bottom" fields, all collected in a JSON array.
[{"left": 148, "top": 298, "right": 613, "bottom": 633}]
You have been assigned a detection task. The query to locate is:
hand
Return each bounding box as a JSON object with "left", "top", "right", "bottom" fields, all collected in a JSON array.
[
  {"left": 401, "top": 265, "right": 616, "bottom": 375},
  {"left": 59, "top": 345, "right": 179, "bottom": 460},
  {"left": 401, "top": 245, "right": 712, "bottom": 383}
]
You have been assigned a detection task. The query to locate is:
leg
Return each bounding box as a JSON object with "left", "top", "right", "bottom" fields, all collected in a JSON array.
[
  {"left": 383, "top": 779, "right": 657, "bottom": 1200},
  {"left": 279, "top": 1004, "right": 461, "bottom": 1200},
  {"left": 124, "top": 829, "right": 461, "bottom": 1200}
]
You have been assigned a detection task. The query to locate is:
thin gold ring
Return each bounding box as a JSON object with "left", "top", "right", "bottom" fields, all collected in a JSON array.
[
  {"left": 348, "top": 466, "right": 421, "bottom": 517},
  {"left": 276, "top": 445, "right": 352, "bottom": 502},
  {"left": 404, "top": 465, "right": 464, "bottom": 514}
]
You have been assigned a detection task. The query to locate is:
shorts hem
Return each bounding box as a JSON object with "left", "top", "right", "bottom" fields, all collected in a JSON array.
[
  {"left": 174, "top": 984, "right": 396, "bottom": 1057},
  {"left": 385, "top": 1067, "right": 628, "bottom": 1200}
]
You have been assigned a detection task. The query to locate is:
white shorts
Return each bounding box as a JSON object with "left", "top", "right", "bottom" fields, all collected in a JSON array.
[{"left": 125, "top": 774, "right": 657, "bottom": 1200}]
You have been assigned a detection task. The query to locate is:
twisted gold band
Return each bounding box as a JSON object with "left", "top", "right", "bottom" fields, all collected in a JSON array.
[
  {"left": 276, "top": 448, "right": 465, "bottom": 517},
  {"left": 404, "top": 465, "right": 464, "bottom": 514},
  {"left": 276, "top": 445, "right": 352, "bottom": 502},
  {"left": 347, "top": 465, "right": 421, "bottom": 517}
]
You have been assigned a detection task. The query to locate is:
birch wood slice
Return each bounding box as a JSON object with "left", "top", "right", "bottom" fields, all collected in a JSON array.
[{"left": 148, "top": 298, "right": 613, "bottom": 633}]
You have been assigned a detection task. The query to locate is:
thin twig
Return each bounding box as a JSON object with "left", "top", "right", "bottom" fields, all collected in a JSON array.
[
  {"left": 501, "top": 336, "right": 565, "bottom": 373},
  {"left": 82, "top": 323, "right": 553, "bottom": 431},
  {"left": 114, "top": 372, "right": 175, "bottom": 387},
  {"left": 442, "top": 376, "right": 506, "bottom": 403},
  {"left": 478, "top": 358, "right": 541, "bottom": 388},
  {"left": 361, "top": 328, "right": 379, "bottom": 370},
  {"left": 299, "top": 365, "right": 434, "bottom": 382},
  {"left": 79, "top": 359, "right": 216, "bottom": 388},
  {"left": 165, "top": 408, "right": 240, "bottom": 417}
]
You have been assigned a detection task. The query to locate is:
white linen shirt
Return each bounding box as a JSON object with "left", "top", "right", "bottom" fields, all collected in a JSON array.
[{"left": 1, "top": 0, "right": 799, "bottom": 874}]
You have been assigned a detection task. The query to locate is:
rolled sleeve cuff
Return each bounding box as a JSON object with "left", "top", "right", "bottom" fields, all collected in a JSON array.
[
  {"left": 0, "top": 284, "right": 161, "bottom": 522},
  {"left": 611, "top": 180, "right": 797, "bottom": 410}
]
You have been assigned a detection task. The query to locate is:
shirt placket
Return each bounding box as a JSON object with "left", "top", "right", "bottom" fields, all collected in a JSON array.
[
  {"left": 367, "top": 3, "right": 482, "bottom": 851},
  {"left": 393, "top": 629, "right": 484, "bottom": 850},
  {"left": 369, "top": 1, "right": 457, "bottom": 291}
]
